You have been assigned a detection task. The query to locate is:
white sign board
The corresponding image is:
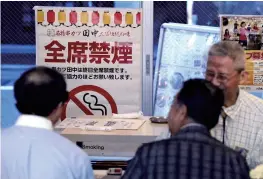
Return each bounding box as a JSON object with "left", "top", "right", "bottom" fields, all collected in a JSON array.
[{"left": 34, "top": 6, "right": 142, "bottom": 119}]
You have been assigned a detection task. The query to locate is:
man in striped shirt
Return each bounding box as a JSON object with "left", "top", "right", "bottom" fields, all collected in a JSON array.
[{"left": 122, "top": 79, "right": 250, "bottom": 179}]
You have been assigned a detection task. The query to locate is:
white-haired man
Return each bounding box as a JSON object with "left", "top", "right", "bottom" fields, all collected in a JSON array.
[{"left": 205, "top": 41, "right": 263, "bottom": 168}]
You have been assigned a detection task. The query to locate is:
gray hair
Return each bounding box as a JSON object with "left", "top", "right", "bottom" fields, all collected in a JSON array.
[{"left": 208, "top": 41, "right": 245, "bottom": 71}]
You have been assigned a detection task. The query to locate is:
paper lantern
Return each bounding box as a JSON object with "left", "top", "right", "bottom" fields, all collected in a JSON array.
[
  {"left": 58, "top": 10, "right": 66, "bottom": 24},
  {"left": 114, "top": 11, "right": 122, "bottom": 26},
  {"left": 37, "top": 10, "right": 44, "bottom": 24},
  {"left": 81, "top": 11, "right": 88, "bottom": 24},
  {"left": 70, "top": 10, "right": 77, "bottom": 24},
  {"left": 136, "top": 12, "right": 141, "bottom": 26},
  {"left": 103, "top": 11, "right": 111, "bottom": 26},
  {"left": 92, "top": 11, "right": 99, "bottom": 25},
  {"left": 125, "top": 12, "right": 133, "bottom": 26},
  {"left": 47, "top": 10, "right": 55, "bottom": 24}
]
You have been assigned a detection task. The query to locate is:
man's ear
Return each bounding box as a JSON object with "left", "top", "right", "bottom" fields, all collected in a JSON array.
[
  {"left": 49, "top": 102, "right": 63, "bottom": 116},
  {"left": 181, "top": 104, "right": 187, "bottom": 115},
  {"left": 172, "top": 103, "right": 187, "bottom": 123},
  {"left": 240, "top": 70, "right": 249, "bottom": 84},
  {"left": 57, "top": 102, "right": 63, "bottom": 108},
  {"left": 179, "top": 104, "right": 187, "bottom": 122}
]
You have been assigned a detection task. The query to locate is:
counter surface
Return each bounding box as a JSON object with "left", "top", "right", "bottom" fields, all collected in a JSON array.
[
  {"left": 59, "top": 117, "right": 169, "bottom": 157},
  {"left": 61, "top": 117, "right": 168, "bottom": 137}
]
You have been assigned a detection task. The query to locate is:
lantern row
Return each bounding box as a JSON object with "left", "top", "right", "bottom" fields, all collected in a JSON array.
[{"left": 37, "top": 10, "right": 141, "bottom": 28}]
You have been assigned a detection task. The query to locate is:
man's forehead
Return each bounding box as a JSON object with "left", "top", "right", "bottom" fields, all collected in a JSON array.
[
  {"left": 207, "top": 56, "right": 235, "bottom": 70},
  {"left": 208, "top": 55, "right": 234, "bottom": 63}
]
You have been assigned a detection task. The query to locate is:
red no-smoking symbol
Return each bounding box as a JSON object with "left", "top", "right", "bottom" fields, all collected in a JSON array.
[{"left": 61, "top": 85, "right": 118, "bottom": 120}]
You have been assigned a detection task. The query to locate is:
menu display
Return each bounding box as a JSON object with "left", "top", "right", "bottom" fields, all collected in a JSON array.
[{"left": 153, "top": 23, "right": 220, "bottom": 117}]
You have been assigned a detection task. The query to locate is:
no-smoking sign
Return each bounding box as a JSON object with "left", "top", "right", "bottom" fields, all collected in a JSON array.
[{"left": 61, "top": 85, "right": 118, "bottom": 120}]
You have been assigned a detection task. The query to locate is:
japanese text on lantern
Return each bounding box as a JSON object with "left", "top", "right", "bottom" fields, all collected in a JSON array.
[{"left": 44, "top": 40, "right": 133, "bottom": 64}]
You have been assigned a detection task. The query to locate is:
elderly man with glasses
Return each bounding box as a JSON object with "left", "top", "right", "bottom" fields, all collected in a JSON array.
[{"left": 205, "top": 41, "right": 263, "bottom": 169}]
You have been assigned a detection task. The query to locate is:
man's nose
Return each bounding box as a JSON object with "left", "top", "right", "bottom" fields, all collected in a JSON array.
[{"left": 211, "top": 77, "right": 221, "bottom": 87}]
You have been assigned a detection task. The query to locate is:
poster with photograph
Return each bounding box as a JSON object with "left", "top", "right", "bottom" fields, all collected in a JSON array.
[
  {"left": 220, "top": 15, "right": 263, "bottom": 50},
  {"left": 220, "top": 15, "right": 263, "bottom": 92}
]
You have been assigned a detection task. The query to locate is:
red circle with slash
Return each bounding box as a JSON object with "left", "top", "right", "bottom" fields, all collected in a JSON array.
[{"left": 61, "top": 85, "right": 118, "bottom": 120}]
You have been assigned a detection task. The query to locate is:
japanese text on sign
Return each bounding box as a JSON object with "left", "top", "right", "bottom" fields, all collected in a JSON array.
[
  {"left": 52, "top": 67, "right": 126, "bottom": 73},
  {"left": 45, "top": 40, "right": 133, "bottom": 64},
  {"left": 51, "top": 67, "right": 132, "bottom": 80},
  {"left": 246, "top": 51, "right": 263, "bottom": 60}
]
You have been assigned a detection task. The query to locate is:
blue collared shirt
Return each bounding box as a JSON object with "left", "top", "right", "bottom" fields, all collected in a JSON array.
[{"left": 1, "top": 115, "right": 94, "bottom": 179}]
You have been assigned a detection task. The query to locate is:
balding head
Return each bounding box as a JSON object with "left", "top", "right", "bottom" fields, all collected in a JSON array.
[{"left": 14, "top": 66, "right": 68, "bottom": 117}]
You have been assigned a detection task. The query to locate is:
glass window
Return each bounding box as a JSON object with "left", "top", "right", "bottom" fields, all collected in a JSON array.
[
  {"left": 193, "top": 1, "right": 263, "bottom": 27},
  {"left": 152, "top": 1, "right": 263, "bottom": 117}
]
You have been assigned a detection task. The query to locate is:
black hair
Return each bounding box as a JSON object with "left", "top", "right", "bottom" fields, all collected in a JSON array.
[
  {"left": 175, "top": 79, "right": 224, "bottom": 130},
  {"left": 241, "top": 22, "right": 246, "bottom": 26},
  {"left": 14, "top": 66, "right": 69, "bottom": 117}
]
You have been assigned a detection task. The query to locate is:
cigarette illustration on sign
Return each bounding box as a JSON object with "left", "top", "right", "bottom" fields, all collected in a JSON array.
[
  {"left": 61, "top": 85, "right": 118, "bottom": 120},
  {"left": 83, "top": 93, "right": 107, "bottom": 115}
]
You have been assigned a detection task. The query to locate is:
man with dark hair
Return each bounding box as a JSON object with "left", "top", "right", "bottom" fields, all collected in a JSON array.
[
  {"left": 2, "top": 66, "right": 94, "bottom": 179},
  {"left": 121, "top": 79, "right": 250, "bottom": 179}
]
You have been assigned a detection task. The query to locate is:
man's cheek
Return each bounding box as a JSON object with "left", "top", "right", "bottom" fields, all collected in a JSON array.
[
  {"left": 218, "top": 83, "right": 226, "bottom": 90},
  {"left": 223, "top": 81, "right": 238, "bottom": 91}
]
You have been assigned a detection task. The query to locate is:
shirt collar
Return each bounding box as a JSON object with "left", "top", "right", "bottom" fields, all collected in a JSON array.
[
  {"left": 222, "top": 88, "right": 244, "bottom": 118},
  {"left": 15, "top": 114, "right": 53, "bottom": 130},
  {"left": 181, "top": 123, "right": 205, "bottom": 130},
  {"left": 178, "top": 123, "right": 210, "bottom": 135}
]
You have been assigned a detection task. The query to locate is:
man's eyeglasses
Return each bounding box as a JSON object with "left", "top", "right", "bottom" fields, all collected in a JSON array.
[{"left": 205, "top": 69, "right": 244, "bottom": 83}]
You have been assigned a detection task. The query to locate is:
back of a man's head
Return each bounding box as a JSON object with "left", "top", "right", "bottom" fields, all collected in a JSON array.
[
  {"left": 177, "top": 79, "right": 224, "bottom": 130},
  {"left": 14, "top": 66, "right": 68, "bottom": 117}
]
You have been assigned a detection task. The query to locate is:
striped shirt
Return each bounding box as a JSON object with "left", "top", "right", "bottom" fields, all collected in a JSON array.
[{"left": 122, "top": 125, "right": 250, "bottom": 179}]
